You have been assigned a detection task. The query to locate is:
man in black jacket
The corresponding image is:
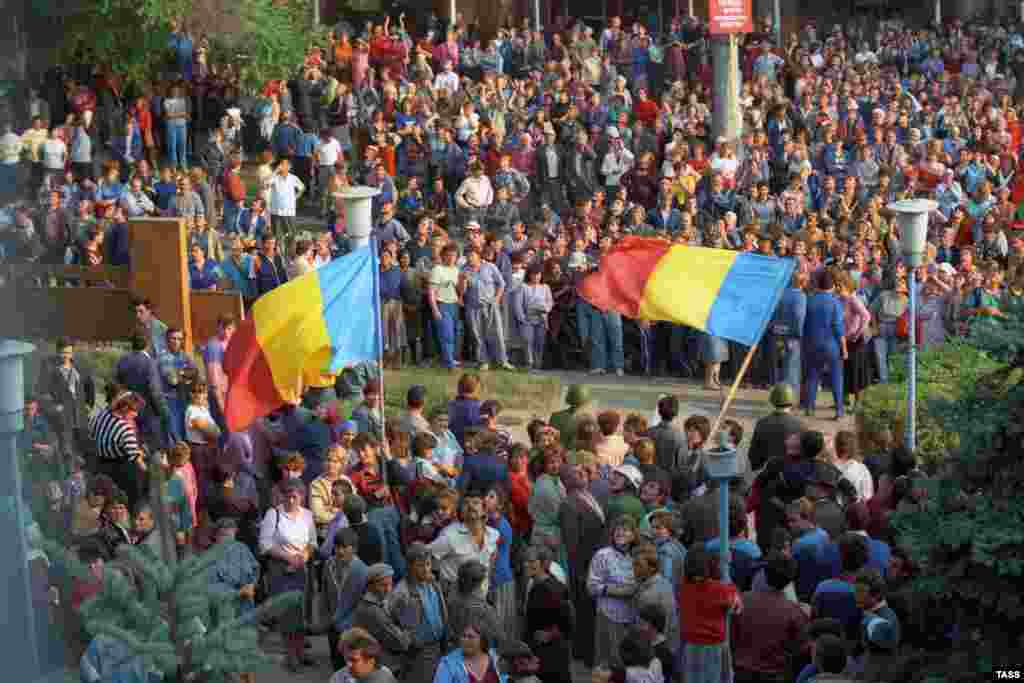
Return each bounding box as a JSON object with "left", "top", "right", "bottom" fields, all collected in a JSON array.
[
  {"left": 747, "top": 383, "right": 806, "bottom": 473},
  {"left": 534, "top": 124, "right": 566, "bottom": 215},
  {"left": 563, "top": 129, "right": 598, "bottom": 207},
  {"left": 36, "top": 337, "right": 96, "bottom": 460},
  {"left": 251, "top": 234, "right": 289, "bottom": 297},
  {"left": 114, "top": 333, "right": 170, "bottom": 449}
]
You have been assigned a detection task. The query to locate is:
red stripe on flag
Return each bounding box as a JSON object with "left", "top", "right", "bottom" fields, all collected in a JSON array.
[
  {"left": 579, "top": 237, "right": 672, "bottom": 317},
  {"left": 224, "top": 316, "right": 286, "bottom": 432}
]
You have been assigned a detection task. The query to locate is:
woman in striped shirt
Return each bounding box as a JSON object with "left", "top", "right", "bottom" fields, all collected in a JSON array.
[{"left": 88, "top": 390, "right": 147, "bottom": 508}]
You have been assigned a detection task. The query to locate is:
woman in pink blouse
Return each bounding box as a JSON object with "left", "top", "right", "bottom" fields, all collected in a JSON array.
[{"left": 837, "top": 270, "right": 873, "bottom": 412}]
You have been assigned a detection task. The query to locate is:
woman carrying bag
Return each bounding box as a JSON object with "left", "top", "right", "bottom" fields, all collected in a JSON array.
[{"left": 258, "top": 479, "right": 317, "bottom": 672}]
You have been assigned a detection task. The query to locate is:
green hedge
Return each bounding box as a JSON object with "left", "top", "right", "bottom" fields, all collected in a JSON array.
[{"left": 857, "top": 342, "right": 1002, "bottom": 472}]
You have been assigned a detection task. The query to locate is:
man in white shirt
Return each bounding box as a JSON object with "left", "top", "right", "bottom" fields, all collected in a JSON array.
[
  {"left": 0, "top": 123, "right": 22, "bottom": 200},
  {"left": 41, "top": 129, "right": 68, "bottom": 186},
  {"left": 454, "top": 161, "right": 493, "bottom": 233},
  {"left": 314, "top": 131, "right": 342, "bottom": 199},
  {"left": 267, "top": 158, "right": 305, "bottom": 241},
  {"left": 601, "top": 127, "right": 634, "bottom": 190},
  {"left": 120, "top": 176, "right": 157, "bottom": 217},
  {"left": 434, "top": 61, "right": 459, "bottom": 93}
]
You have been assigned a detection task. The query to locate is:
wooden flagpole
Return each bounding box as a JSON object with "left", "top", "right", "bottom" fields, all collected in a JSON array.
[{"left": 708, "top": 342, "right": 759, "bottom": 439}]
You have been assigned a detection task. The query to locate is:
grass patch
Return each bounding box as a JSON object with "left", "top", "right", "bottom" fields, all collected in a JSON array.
[
  {"left": 377, "top": 368, "right": 561, "bottom": 425},
  {"left": 21, "top": 341, "right": 561, "bottom": 425}
]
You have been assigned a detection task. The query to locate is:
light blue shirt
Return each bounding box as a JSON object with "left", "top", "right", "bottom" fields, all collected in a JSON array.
[{"left": 462, "top": 260, "right": 505, "bottom": 307}]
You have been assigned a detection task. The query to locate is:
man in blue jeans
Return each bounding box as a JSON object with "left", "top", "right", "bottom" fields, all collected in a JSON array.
[
  {"left": 163, "top": 84, "right": 190, "bottom": 169},
  {"left": 429, "top": 244, "right": 463, "bottom": 369},
  {"left": 587, "top": 305, "right": 625, "bottom": 376},
  {"left": 767, "top": 271, "right": 808, "bottom": 393}
]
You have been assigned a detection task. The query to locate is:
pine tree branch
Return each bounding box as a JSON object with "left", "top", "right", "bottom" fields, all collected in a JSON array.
[{"left": 114, "top": 542, "right": 174, "bottom": 591}]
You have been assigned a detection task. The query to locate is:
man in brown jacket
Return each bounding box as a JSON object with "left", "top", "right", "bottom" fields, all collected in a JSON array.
[{"left": 222, "top": 152, "right": 247, "bottom": 234}]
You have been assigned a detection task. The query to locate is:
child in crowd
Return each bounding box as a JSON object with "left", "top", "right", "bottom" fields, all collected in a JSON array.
[{"left": 678, "top": 547, "right": 742, "bottom": 683}]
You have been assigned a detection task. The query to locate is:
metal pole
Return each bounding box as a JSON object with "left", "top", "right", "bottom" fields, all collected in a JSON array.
[
  {"left": 934, "top": 0, "right": 941, "bottom": 25},
  {"left": 907, "top": 267, "right": 917, "bottom": 452},
  {"left": 718, "top": 478, "right": 730, "bottom": 582},
  {"left": 888, "top": 198, "right": 934, "bottom": 454},
  {"left": 535, "top": 0, "right": 542, "bottom": 32},
  {"left": 711, "top": 33, "right": 743, "bottom": 142},
  {"left": 688, "top": 0, "right": 694, "bottom": 18},
  {"left": 773, "top": 0, "right": 782, "bottom": 47},
  {"left": 0, "top": 340, "right": 40, "bottom": 681},
  {"left": 313, "top": 0, "right": 320, "bottom": 27}
]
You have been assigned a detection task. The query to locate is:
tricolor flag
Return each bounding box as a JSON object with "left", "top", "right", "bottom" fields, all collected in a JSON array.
[
  {"left": 579, "top": 237, "right": 795, "bottom": 346},
  {"left": 224, "top": 245, "right": 382, "bottom": 432}
]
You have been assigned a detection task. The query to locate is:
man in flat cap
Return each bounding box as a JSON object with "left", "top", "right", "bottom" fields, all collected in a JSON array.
[{"left": 352, "top": 563, "right": 412, "bottom": 676}]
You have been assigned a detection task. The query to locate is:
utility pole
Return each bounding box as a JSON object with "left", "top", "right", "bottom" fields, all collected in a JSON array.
[
  {"left": 773, "top": 0, "right": 781, "bottom": 47},
  {"left": 711, "top": 33, "right": 743, "bottom": 141},
  {"left": 0, "top": 340, "right": 41, "bottom": 681}
]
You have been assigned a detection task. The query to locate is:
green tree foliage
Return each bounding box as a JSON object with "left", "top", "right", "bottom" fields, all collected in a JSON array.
[
  {"left": 856, "top": 341, "right": 1001, "bottom": 471},
  {"left": 888, "top": 297, "right": 1024, "bottom": 680},
  {"left": 56, "top": 0, "right": 319, "bottom": 90},
  {"left": 54, "top": 538, "right": 301, "bottom": 682}
]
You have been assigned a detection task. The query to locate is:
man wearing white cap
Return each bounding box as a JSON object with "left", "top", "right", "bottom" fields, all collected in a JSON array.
[
  {"left": 455, "top": 161, "right": 493, "bottom": 235},
  {"left": 601, "top": 127, "right": 634, "bottom": 192}
]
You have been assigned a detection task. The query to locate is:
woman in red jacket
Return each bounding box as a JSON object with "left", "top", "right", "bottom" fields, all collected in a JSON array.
[{"left": 631, "top": 88, "right": 659, "bottom": 128}]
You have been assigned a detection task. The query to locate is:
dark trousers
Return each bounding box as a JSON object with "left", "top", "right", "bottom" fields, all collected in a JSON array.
[
  {"left": 328, "top": 628, "right": 345, "bottom": 672},
  {"left": 293, "top": 156, "right": 313, "bottom": 193},
  {"left": 804, "top": 344, "right": 844, "bottom": 416}
]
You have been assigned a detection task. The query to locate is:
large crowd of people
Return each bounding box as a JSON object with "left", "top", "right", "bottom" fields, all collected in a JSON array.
[{"left": 2, "top": 5, "right": 1016, "bottom": 683}]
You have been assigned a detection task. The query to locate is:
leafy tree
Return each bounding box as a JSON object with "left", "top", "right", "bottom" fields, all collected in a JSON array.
[
  {"left": 890, "top": 297, "right": 1024, "bottom": 681},
  {"left": 54, "top": 0, "right": 319, "bottom": 90}
]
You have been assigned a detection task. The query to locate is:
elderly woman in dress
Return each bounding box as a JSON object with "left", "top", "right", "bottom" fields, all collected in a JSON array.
[
  {"left": 259, "top": 479, "right": 317, "bottom": 672},
  {"left": 587, "top": 515, "right": 638, "bottom": 668}
]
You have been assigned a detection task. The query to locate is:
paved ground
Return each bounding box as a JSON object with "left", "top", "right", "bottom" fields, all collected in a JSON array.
[{"left": 502, "top": 369, "right": 852, "bottom": 445}]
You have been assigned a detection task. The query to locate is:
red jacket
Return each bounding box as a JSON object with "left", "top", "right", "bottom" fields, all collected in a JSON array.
[
  {"left": 223, "top": 169, "right": 246, "bottom": 203},
  {"left": 632, "top": 98, "right": 659, "bottom": 127}
]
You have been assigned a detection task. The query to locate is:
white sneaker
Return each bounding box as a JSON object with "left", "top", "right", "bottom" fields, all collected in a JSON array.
[
  {"left": 615, "top": 369, "right": 624, "bottom": 377},
  {"left": 478, "top": 363, "right": 490, "bottom": 371},
  {"left": 500, "top": 362, "right": 516, "bottom": 371},
  {"left": 588, "top": 368, "right": 606, "bottom": 375}
]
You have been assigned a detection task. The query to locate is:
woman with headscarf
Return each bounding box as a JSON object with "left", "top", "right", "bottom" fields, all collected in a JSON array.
[
  {"left": 586, "top": 515, "right": 638, "bottom": 668},
  {"left": 557, "top": 461, "right": 606, "bottom": 667},
  {"left": 528, "top": 447, "right": 567, "bottom": 566}
]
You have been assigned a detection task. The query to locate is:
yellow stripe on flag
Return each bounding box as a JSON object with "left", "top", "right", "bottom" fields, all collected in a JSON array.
[
  {"left": 252, "top": 272, "right": 333, "bottom": 404},
  {"left": 637, "top": 245, "right": 737, "bottom": 330}
]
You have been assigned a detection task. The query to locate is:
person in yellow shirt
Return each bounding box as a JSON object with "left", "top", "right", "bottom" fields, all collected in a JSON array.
[{"left": 21, "top": 116, "right": 50, "bottom": 188}]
